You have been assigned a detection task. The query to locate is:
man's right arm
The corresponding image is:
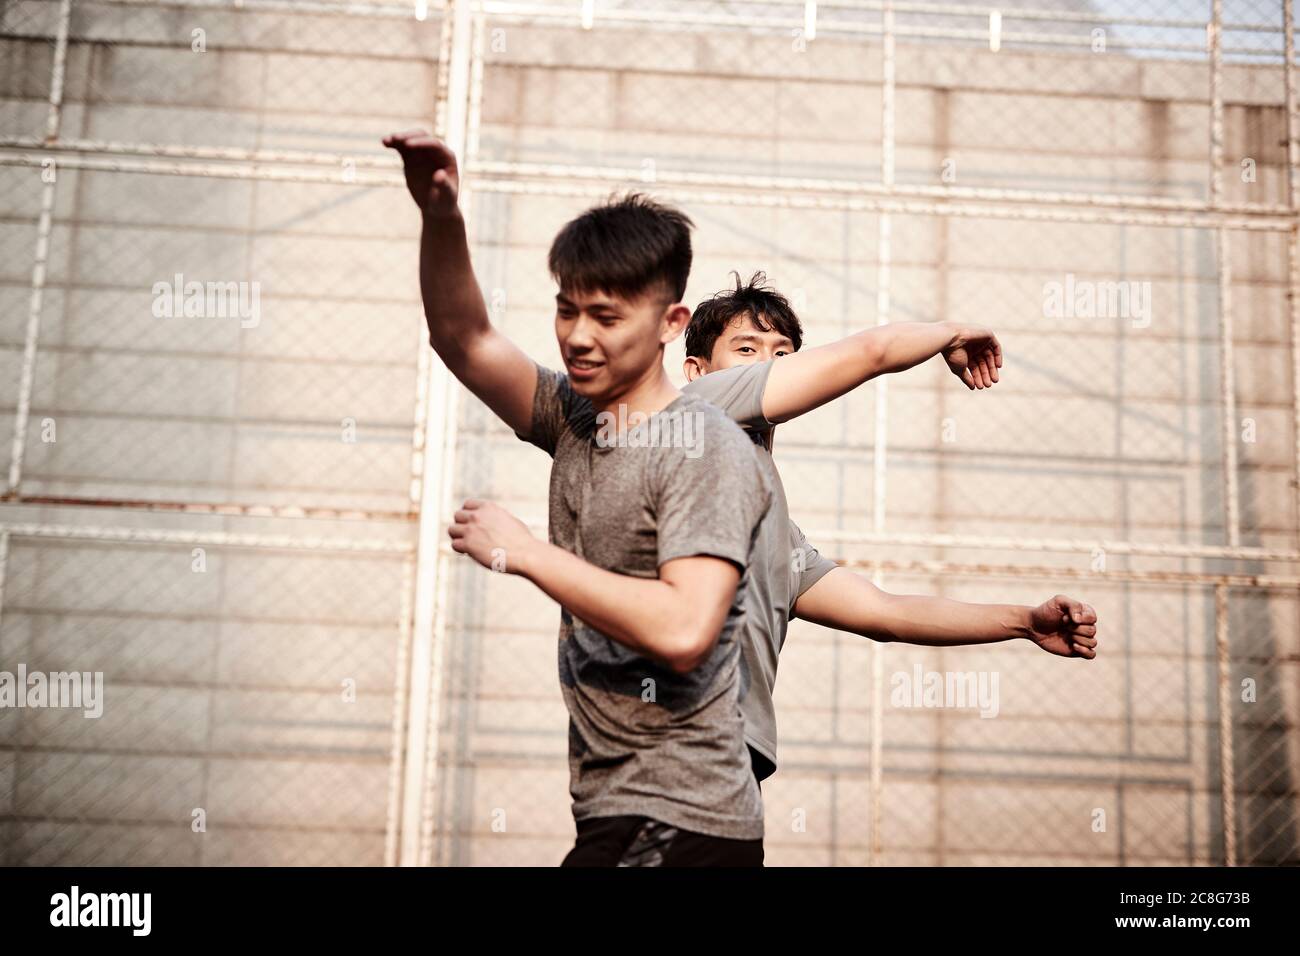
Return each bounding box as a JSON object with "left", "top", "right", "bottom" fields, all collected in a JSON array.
[
  {"left": 385, "top": 129, "right": 537, "bottom": 437},
  {"left": 449, "top": 499, "right": 743, "bottom": 675}
]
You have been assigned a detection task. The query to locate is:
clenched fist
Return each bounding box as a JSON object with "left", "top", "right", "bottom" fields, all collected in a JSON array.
[
  {"left": 1028, "top": 594, "right": 1099, "bottom": 659},
  {"left": 448, "top": 499, "right": 538, "bottom": 575}
]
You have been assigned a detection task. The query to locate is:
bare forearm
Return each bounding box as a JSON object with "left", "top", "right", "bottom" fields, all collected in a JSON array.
[
  {"left": 419, "top": 209, "right": 491, "bottom": 355},
  {"left": 865, "top": 321, "right": 959, "bottom": 377},
  {"left": 763, "top": 321, "right": 961, "bottom": 423},
  {"left": 514, "top": 542, "right": 707, "bottom": 669},
  {"left": 864, "top": 594, "right": 1032, "bottom": 645}
]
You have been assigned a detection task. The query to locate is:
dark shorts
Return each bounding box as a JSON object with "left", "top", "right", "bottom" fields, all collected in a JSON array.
[
  {"left": 748, "top": 744, "right": 775, "bottom": 786},
  {"left": 562, "top": 816, "right": 764, "bottom": 867}
]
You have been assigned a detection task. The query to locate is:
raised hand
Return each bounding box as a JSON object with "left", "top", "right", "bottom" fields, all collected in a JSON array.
[
  {"left": 943, "top": 325, "right": 1002, "bottom": 390},
  {"left": 382, "top": 128, "right": 461, "bottom": 217}
]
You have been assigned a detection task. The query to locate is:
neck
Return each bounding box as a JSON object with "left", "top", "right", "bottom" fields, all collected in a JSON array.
[{"left": 593, "top": 363, "right": 679, "bottom": 422}]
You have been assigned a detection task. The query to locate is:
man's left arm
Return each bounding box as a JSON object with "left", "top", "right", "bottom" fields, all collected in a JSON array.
[{"left": 792, "top": 567, "right": 1099, "bottom": 659}]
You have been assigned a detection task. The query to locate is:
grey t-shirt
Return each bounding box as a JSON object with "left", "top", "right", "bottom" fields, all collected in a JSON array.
[
  {"left": 681, "top": 361, "right": 839, "bottom": 778},
  {"left": 516, "top": 362, "right": 772, "bottom": 840}
]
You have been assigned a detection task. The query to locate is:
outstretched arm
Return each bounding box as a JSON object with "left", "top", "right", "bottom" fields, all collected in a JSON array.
[
  {"left": 792, "top": 567, "right": 1098, "bottom": 659},
  {"left": 383, "top": 129, "right": 537, "bottom": 436},
  {"left": 761, "top": 322, "right": 1002, "bottom": 424},
  {"left": 449, "top": 500, "right": 740, "bottom": 674}
]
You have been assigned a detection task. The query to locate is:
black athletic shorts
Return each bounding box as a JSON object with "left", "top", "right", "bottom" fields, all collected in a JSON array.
[
  {"left": 748, "top": 744, "right": 775, "bottom": 786},
  {"left": 561, "top": 815, "right": 764, "bottom": 867}
]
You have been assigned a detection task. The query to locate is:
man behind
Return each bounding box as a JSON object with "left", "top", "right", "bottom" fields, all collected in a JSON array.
[{"left": 681, "top": 272, "right": 1100, "bottom": 782}]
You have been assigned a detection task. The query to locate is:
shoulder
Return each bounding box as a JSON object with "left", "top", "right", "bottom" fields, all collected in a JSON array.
[
  {"left": 537, "top": 362, "right": 595, "bottom": 431},
  {"left": 674, "top": 395, "right": 757, "bottom": 447},
  {"left": 682, "top": 361, "right": 772, "bottom": 396},
  {"left": 680, "top": 362, "right": 775, "bottom": 433}
]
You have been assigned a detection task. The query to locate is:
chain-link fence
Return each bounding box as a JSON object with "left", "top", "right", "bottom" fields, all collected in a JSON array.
[
  {"left": 0, "top": 0, "right": 445, "bottom": 865},
  {"left": 3, "top": 0, "right": 1298, "bottom": 866}
]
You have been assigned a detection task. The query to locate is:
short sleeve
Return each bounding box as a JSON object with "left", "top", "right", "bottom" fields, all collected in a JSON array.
[
  {"left": 653, "top": 408, "right": 772, "bottom": 572},
  {"left": 789, "top": 519, "right": 839, "bottom": 611},
  {"left": 680, "top": 361, "right": 775, "bottom": 433},
  {"left": 513, "top": 360, "right": 581, "bottom": 458}
]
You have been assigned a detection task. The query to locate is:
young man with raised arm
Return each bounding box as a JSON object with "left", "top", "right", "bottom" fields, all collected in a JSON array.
[
  {"left": 681, "top": 273, "right": 1101, "bottom": 782},
  {"left": 384, "top": 130, "right": 774, "bottom": 866}
]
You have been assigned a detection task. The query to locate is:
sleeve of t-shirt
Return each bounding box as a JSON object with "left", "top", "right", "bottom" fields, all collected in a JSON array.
[
  {"left": 789, "top": 519, "right": 839, "bottom": 612},
  {"left": 679, "top": 361, "right": 775, "bottom": 433},
  {"left": 513, "top": 360, "right": 574, "bottom": 458},
  {"left": 652, "top": 409, "right": 772, "bottom": 572}
]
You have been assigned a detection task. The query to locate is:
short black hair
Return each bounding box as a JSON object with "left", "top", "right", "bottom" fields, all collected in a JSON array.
[
  {"left": 547, "top": 193, "right": 694, "bottom": 303},
  {"left": 686, "top": 271, "right": 804, "bottom": 360}
]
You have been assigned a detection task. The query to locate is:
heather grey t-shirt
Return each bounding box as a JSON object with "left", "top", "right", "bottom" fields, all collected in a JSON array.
[
  {"left": 516, "top": 362, "right": 772, "bottom": 840},
  {"left": 681, "top": 361, "right": 839, "bottom": 779}
]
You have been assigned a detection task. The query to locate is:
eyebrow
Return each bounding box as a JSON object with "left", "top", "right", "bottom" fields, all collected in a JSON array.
[
  {"left": 555, "top": 293, "right": 621, "bottom": 314},
  {"left": 730, "top": 332, "right": 793, "bottom": 348}
]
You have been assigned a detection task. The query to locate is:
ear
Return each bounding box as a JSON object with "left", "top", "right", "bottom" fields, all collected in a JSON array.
[
  {"left": 683, "top": 355, "right": 707, "bottom": 382},
  {"left": 658, "top": 302, "right": 691, "bottom": 347}
]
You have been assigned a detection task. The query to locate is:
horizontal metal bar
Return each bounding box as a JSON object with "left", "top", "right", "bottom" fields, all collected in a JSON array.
[
  {"left": 0, "top": 150, "right": 397, "bottom": 186},
  {"left": 0, "top": 136, "right": 398, "bottom": 169},
  {"left": 439, "top": 528, "right": 1300, "bottom": 580},
  {"left": 91, "top": 0, "right": 445, "bottom": 20},
  {"left": 470, "top": 159, "right": 1296, "bottom": 219},
  {"left": 7, "top": 141, "right": 1293, "bottom": 223},
  {"left": 472, "top": 177, "right": 1297, "bottom": 232},
  {"left": 485, "top": 507, "right": 1300, "bottom": 567},
  {"left": 8, "top": 142, "right": 1291, "bottom": 224},
  {"left": 0, "top": 521, "right": 415, "bottom": 553},
  {"left": 2, "top": 515, "right": 1289, "bottom": 582},
  {"left": 845, "top": 556, "right": 1300, "bottom": 589},
  {"left": 7, "top": 149, "right": 1290, "bottom": 230},
  {"left": 0, "top": 492, "right": 417, "bottom": 523},
  {"left": 807, "top": 527, "right": 1300, "bottom": 563}
]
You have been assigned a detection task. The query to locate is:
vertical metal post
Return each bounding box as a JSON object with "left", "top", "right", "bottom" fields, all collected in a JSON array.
[
  {"left": 383, "top": 555, "right": 416, "bottom": 867},
  {"left": 6, "top": 0, "right": 72, "bottom": 496},
  {"left": 1283, "top": 0, "right": 1300, "bottom": 548},
  {"left": 1214, "top": 583, "right": 1237, "bottom": 865},
  {"left": 418, "top": 9, "right": 485, "bottom": 869},
  {"left": 1210, "top": 0, "right": 1241, "bottom": 546},
  {"left": 0, "top": 532, "right": 10, "bottom": 636},
  {"left": 399, "top": 0, "right": 475, "bottom": 868},
  {"left": 869, "top": 0, "right": 895, "bottom": 868}
]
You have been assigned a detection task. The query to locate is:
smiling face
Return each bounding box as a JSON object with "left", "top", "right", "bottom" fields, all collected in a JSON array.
[{"left": 555, "top": 285, "right": 687, "bottom": 403}]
